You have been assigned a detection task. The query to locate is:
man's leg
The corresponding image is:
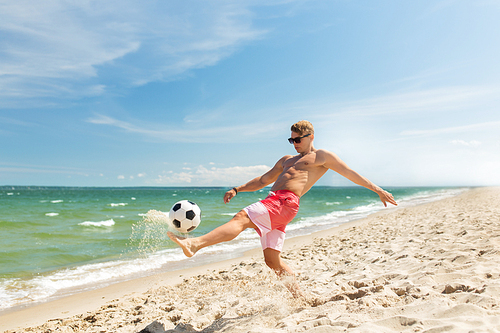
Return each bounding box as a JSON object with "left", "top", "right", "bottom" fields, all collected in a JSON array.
[
  {"left": 168, "top": 210, "right": 256, "bottom": 257},
  {"left": 263, "top": 248, "right": 303, "bottom": 297}
]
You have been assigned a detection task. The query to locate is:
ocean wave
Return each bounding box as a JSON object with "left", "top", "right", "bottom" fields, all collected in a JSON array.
[
  {"left": 396, "top": 188, "right": 466, "bottom": 206},
  {"left": 109, "top": 203, "right": 128, "bottom": 207},
  {"left": 220, "top": 213, "right": 237, "bottom": 216},
  {"left": 79, "top": 219, "right": 115, "bottom": 227},
  {"left": 0, "top": 248, "right": 186, "bottom": 310},
  {"left": 51, "top": 200, "right": 63, "bottom": 203},
  {"left": 287, "top": 188, "right": 468, "bottom": 236},
  {"left": 45, "top": 213, "right": 59, "bottom": 217}
]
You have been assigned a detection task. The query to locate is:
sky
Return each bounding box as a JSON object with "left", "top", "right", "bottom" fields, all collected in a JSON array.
[{"left": 1, "top": 0, "right": 500, "bottom": 188}]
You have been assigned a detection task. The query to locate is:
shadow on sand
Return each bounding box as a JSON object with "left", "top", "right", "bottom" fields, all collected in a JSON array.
[{"left": 138, "top": 316, "right": 250, "bottom": 333}]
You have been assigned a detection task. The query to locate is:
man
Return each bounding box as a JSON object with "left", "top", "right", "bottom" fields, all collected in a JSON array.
[{"left": 168, "top": 120, "right": 397, "bottom": 295}]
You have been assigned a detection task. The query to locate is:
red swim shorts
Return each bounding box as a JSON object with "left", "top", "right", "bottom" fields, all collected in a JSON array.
[{"left": 243, "top": 190, "right": 300, "bottom": 252}]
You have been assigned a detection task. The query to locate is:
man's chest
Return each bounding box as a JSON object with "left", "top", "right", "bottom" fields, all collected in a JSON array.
[{"left": 284, "top": 154, "right": 322, "bottom": 172}]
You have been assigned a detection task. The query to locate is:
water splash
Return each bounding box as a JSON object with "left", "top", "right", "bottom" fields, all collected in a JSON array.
[{"left": 130, "top": 210, "right": 172, "bottom": 255}]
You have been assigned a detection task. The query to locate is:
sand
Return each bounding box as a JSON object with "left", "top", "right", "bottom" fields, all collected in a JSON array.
[{"left": 2, "top": 187, "right": 500, "bottom": 333}]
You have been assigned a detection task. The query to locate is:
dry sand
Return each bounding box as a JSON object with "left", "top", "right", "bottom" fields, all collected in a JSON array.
[{"left": 2, "top": 187, "right": 500, "bottom": 333}]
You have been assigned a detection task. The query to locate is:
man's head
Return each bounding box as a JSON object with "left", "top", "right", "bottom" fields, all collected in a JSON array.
[
  {"left": 290, "top": 120, "right": 314, "bottom": 153},
  {"left": 290, "top": 120, "right": 314, "bottom": 136}
]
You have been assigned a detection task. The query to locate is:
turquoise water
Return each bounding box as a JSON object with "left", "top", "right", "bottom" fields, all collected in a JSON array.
[{"left": 0, "top": 186, "right": 467, "bottom": 310}]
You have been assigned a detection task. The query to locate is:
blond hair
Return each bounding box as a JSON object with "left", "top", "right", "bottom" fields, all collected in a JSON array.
[{"left": 291, "top": 120, "right": 314, "bottom": 135}]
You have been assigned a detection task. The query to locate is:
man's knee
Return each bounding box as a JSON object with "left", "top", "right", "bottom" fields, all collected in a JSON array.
[{"left": 233, "top": 210, "right": 256, "bottom": 230}]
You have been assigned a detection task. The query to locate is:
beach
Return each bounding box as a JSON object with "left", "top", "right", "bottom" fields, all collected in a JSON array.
[{"left": 2, "top": 187, "right": 499, "bottom": 332}]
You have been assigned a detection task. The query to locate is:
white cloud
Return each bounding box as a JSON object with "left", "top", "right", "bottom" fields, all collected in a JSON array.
[
  {"left": 117, "top": 175, "right": 125, "bottom": 179},
  {"left": 156, "top": 172, "right": 194, "bottom": 185},
  {"left": 87, "top": 84, "right": 500, "bottom": 144},
  {"left": 0, "top": 0, "right": 270, "bottom": 105},
  {"left": 400, "top": 121, "right": 500, "bottom": 137},
  {"left": 87, "top": 113, "right": 282, "bottom": 143},
  {"left": 314, "top": 86, "right": 500, "bottom": 118},
  {"left": 155, "top": 164, "right": 271, "bottom": 186},
  {"left": 450, "top": 139, "right": 481, "bottom": 147}
]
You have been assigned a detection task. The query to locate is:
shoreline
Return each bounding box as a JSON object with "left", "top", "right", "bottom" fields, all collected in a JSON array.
[
  {"left": 0, "top": 186, "right": 465, "bottom": 314},
  {"left": 0, "top": 199, "right": 399, "bottom": 331},
  {"left": 1, "top": 218, "right": 370, "bottom": 331},
  {"left": 3, "top": 187, "right": 500, "bottom": 332},
  {"left": 0, "top": 251, "right": 263, "bottom": 331}
]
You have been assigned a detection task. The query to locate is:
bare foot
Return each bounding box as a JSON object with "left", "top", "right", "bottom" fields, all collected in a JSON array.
[
  {"left": 167, "top": 231, "right": 196, "bottom": 257},
  {"left": 279, "top": 274, "right": 304, "bottom": 298},
  {"left": 284, "top": 280, "right": 305, "bottom": 298}
]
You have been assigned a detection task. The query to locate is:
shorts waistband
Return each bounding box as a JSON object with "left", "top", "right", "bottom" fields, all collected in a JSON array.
[{"left": 268, "top": 189, "right": 300, "bottom": 198}]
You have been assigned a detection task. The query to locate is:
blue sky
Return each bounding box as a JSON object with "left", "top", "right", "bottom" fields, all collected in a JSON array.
[{"left": 1, "top": 0, "right": 499, "bottom": 187}]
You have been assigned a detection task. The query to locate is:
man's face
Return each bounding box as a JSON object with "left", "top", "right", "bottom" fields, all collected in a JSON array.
[{"left": 290, "top": 131, "right": 311, "bottom": 153}]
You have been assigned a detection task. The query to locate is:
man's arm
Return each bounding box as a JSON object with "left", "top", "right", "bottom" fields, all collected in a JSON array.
[
  {"left": 321, "top": 150, "right": 397, "bottom": 207},
  {"left": 223, "top": 155, "right": 291, "bottom": 204}
]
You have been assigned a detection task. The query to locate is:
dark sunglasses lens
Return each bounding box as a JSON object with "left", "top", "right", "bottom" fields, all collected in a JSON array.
[{"left": 289, "top": 134, "right": 310, "bottom": 144}]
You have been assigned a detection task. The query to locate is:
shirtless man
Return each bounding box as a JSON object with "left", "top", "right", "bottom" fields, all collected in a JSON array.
[{"left": 168, "top": 120, "right": 397, "bottom": 294}]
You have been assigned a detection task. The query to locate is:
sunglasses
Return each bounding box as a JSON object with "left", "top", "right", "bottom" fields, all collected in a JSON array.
[{"left": 288, "top": 133, "right": 311, "bottom": 144}]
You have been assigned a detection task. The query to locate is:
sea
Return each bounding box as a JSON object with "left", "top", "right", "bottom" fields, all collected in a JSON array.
[{"left": 0, "top": 186, "right": 468, "bottom": 312}]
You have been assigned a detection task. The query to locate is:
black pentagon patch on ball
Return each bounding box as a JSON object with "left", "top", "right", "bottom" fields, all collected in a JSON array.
[
  {"left": 187, "top": 226, "right": 196, "bottom": 232},
  {"left": 173, "top": 203, "right": 182, "bottom": 212},
  {"left": 173, "top": 219, "right": 181, "bottom": 228},
  {"left": 188, "top": 201, "right": 196, "bottom": 206},
  {"left": 185, "top": 210, "right": 196, "bottom": 220}
]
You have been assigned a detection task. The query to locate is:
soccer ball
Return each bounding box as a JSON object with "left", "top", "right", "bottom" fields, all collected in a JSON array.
[{"left": 168, "top": 200, "right": 201, "bottom": 233}]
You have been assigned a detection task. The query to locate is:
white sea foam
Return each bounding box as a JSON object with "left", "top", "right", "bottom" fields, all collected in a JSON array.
[
  {"left": 0, "top": 248, "right": 186, "bottom": 310},
  {"left": 286, "top": 188, "right": 467, "bottom": 237},
  {"left": 109, "top": 203, "right": 128, "bottom": 207},
  {"left": 51, "top": 200, "right": 63, "bottom": 203},
  {"left": 396, "top": 188, "right": 466, "bottom": 206},
  {"left": 220, "top": 213, "right": 237, "bottom": 216},
  {"left": 45, "top": 213, "right": 59, "bottom": 217},
  {"left": 79, "top": 219, "right": 115, "bottom": 227}
]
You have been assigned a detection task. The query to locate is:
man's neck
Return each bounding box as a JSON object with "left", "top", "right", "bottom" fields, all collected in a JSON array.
[{"left": 299, "top": 146, "right": 316, "bottom": 157}]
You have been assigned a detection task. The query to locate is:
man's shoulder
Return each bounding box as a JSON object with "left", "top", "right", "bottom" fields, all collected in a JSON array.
[
  {"left": 314, "top": 149, "right": 335, "bottom": 157},
  {"left": 274, "top": 154, "right": 296, "bottom": 168},
  {"left": 314, "top": 149, "right": 340, "bottom": 163},
  {"left": 280, "top": 154, "right": 296, "bottom": 161}
]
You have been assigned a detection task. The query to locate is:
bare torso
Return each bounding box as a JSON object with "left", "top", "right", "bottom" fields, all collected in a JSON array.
[{"left": 271, "top": 150, "right": 329, "bottom": 197}]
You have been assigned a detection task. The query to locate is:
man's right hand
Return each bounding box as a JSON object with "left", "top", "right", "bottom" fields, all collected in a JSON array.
[{"left": 223, "top": 188, "right": 237, "bottom": 204}]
